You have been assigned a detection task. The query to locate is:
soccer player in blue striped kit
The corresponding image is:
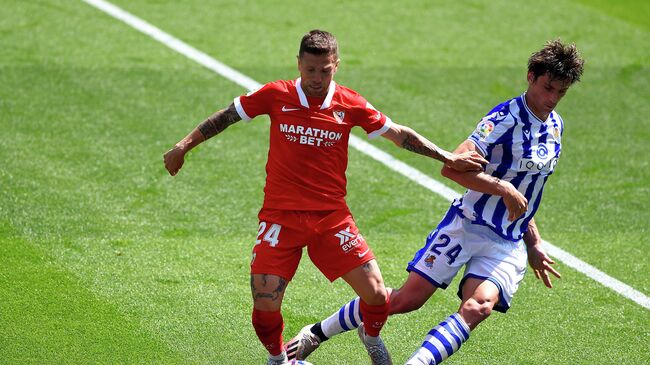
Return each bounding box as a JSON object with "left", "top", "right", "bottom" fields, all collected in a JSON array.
[{"left": 286, "top": 40, "right": 585, "bottom": 364}]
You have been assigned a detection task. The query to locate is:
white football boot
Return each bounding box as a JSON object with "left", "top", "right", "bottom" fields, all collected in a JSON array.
[
  {"left": 285, "top": 324, "right": 321, "bottom": 360},
  {"left": 357, "top": 323, "right": 393, "bottom": 365}
]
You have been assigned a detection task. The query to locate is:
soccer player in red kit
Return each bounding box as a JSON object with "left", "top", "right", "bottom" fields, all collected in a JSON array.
[{"left": 164, "top": 30, "right": 487, "bottom": 365}]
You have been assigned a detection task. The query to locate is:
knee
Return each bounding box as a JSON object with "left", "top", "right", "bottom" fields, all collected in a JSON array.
[
  {"left": 459, "top": 297, "right": 494, "bottom": 328},
  {"left": 364, "top": 284, "right": 388, "bottom": 306}
]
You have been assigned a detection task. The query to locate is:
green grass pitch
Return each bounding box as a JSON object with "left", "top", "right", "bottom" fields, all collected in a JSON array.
[{"left": 1, "top": 0, "right": 648, "bottom": 364}]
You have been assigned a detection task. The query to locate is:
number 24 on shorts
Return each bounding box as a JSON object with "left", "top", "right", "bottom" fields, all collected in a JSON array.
[
  {"left": 256, "top": 222, "right": 282, "bottom": 247},
  {"left": 430, "top": 233, "right": 462, "bottom": 265}
]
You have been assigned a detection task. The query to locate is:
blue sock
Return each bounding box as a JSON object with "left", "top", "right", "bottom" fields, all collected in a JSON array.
[
  {"left": 320, "top": 297, "right": 362, "bottom": 338},
  {"left": 406, "top": 313, "right": 471, "bottom": 365}
]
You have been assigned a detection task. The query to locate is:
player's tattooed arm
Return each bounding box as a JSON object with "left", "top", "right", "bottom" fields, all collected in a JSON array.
[
  {"left": 197, "top": 103, "right": 242, "bottom": 140},
  {"left": 382, "top": 124, "right": 486, "bottom": 171},
  {"left": 163, "top": 103, "right": 242, "bottom": 176},
  {"left": 401, "top": 133, "right": 452, "bottom": 162}
]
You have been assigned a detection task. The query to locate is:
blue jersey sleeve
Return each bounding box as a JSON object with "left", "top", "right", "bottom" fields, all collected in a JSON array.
[{"left": 467, "top": 101, "right": 514, "bottom": 156}]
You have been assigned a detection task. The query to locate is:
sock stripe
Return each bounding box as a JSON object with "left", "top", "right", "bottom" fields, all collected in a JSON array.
[
  {"left": 354, "top": 299, "right": 363, "bottom": 323},
  {"left": 422, "top": 340, "right": 444, "bottom": 364},
  {"left": 449, "top": 314, "right": 470, "bottom": 340},
  {"left": 348, "top": 299, "right": 359, "bottom": 328},
  {"left": 338, "top": 304, "right": 350, "bottom": 331},
  {"left": 431, "top": 328, "right": 454, "bottom": 358},
  {"left": 440, "top": 322, "right": 463, "bottom": 350}
]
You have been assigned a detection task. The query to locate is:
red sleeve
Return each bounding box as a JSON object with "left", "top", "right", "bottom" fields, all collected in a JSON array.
[
  {"left": 233, "top": 81, "right": 284, "bottom": 121},
  {"left": 353, "top": 95, "right": 393, "bottom": 139}
]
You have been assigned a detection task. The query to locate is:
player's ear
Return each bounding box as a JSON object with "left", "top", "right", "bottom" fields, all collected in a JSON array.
[
  {"left": 527, "top": 71, "right": 535, "bottom": 85},
  {"left": 333, "top": 58, "right": 341, "bottom": 74}
]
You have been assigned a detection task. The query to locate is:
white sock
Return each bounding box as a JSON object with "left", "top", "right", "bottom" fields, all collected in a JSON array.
[
  {"left": 320, "top": 297, "right": 362, "bottom": 338},
  {"left": 406, "top": 313, "right": 470, "bottom": 365},
  {"left": 269, "top": 351, "right": 287, "bottom": 362}
]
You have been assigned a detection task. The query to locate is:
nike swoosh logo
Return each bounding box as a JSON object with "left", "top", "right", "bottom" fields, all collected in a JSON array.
[
  {"left": 282, "top": 106, "right": 300, "bottom": 112},
  {"left": 358, "top": 248, "right": 370, "bottom": 258}
]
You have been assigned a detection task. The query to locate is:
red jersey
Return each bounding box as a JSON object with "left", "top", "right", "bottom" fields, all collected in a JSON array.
[{"left": 233, "top": 78, "right": 392, "bottom": 210}]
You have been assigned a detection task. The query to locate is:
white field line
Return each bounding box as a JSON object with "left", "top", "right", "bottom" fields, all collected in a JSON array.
[{"left": 82, "top": 0, "right": 650, "bottom": 310}]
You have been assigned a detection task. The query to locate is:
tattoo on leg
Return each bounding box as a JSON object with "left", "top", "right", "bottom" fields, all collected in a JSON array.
[
  {"left": 252, "top": 276, "right": 288, "bottom": 302},
  {"left": 197, "top": 103, "right": 242, "bottom": 139}
]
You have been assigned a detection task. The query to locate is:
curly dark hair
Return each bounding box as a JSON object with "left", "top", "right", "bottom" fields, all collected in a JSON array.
[
  {"left": 299, "top": 29, "right": 338, "bottom": 58},
  {"left": 528, "top": 39, "right": 585, "bottom": 84}
]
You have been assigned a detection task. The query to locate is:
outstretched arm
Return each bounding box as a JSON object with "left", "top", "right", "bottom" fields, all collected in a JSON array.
[
  {"left": 163, "top": 103, "right": 242, "bottom": 176},
  {"left": 441, "top": 140, "right": 528, "bottom": 221},
  {"left": 524, "top": 218, "right": 561, "bottom": 288},
  {"left": 381, "top": 122, "right": 487, "bottom": 172}
]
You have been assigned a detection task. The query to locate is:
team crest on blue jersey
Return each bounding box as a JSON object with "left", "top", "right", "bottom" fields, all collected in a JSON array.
[
  {"left": 476, "top": 119, "right": 495, "bottom": 140},
  {"left": 424, "top": 254, "right": 436, "bottom": 268},
  {"left": 333, "top": 110, "right": 345, "bottom": 124}
]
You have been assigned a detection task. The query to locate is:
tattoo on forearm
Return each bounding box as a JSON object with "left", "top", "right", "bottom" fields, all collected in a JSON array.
[
  {"left": 197, "top": 103, "right": 241, "bottom": 139},
  {"left": 491, "top": 176, "right": 501, "bottom": 185},
  {"left": 402, "top": 134, "right": 446, "bottom": 162}
]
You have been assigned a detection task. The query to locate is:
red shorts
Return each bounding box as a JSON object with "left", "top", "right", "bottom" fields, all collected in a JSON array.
[{"left": 250, "top": 208, "right": 375, "bottom": 282}]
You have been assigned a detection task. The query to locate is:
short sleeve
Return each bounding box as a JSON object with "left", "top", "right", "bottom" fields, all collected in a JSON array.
[
  {"left": 233, "top": 82, "right": 280, "bottom": 122},
  {"left": 355, "top": 97, "right": 392, "bottom": 139},
  {"left": 467, "top": 107, "right": 513, "bottom": 156}
]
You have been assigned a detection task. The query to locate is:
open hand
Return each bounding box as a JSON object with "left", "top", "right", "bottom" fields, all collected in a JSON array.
[
  {"left": 446, "top": 151, "right": 488, "bottom": 172},
  {"left": 527, "top": 244, "right": 561, "bottom": 288}
]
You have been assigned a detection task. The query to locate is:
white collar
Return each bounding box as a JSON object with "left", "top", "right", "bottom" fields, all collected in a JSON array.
[
  {"left": 295, "top": 78, "right": 336, "bottom": 109},
  {"left": 522, "top": 93, "right": 553, "bottom": 123}
]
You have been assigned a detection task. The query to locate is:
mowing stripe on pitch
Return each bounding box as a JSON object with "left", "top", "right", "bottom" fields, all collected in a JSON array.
[{"left": 82, "top": 0, "right": 650, "bottom": 310}]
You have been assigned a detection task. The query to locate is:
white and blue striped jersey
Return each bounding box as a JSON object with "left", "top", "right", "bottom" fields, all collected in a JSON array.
[{"left": 452, "top": 93, "right": 564, "bottom": 242}]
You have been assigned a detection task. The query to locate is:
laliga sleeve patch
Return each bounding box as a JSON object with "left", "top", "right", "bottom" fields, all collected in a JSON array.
[{"left": 476, "top": 118, "right": 495, "bottom": 140}]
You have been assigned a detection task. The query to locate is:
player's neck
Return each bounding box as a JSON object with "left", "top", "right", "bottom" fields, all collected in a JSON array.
[
  {"left": 302, "top": 86, "right": 327, "bottom": 98},
  {"left": 523, "top": 93, "right": 550, "bottom": 121}
]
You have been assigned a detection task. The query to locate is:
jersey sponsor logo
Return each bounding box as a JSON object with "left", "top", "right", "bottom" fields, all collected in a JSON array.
[
  {"left": 335, "top": 227, "right": 362, "bottom": 253},
  {"left": 518, "top": 155, "right": 559, "bottom": 174},
  {"left": 536, "top": 144, "right": 549, "bottom": 159},
  {"left": 333, "top": 110, "right": 345, "bottom": 124},
  {"left": 282, "top": 105, "right": 300, "bottom": 112},
  {"left": 279, "top": 123, "right": 343, "bottom": 147}
]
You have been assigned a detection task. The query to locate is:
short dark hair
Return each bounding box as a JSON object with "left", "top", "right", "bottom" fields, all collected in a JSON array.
[
  {"left": 528, "top": 39, "right": 585, "bottom": 84},
  {"left": 299, "top": 29, "right": 338, "bottom": 58}
]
